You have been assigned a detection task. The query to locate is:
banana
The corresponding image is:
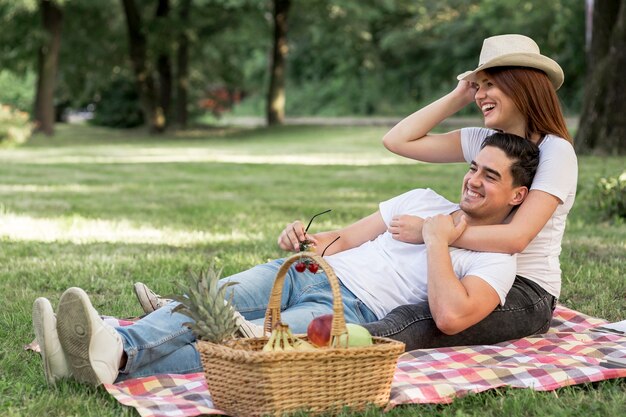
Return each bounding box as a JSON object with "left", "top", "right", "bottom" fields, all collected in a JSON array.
[{"left": 262, "top": 322, "right": 319, "bottom": 352}]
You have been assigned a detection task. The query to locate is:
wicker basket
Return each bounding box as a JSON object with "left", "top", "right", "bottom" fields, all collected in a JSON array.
[{"left": 197, "top": 252, "right": 405, "bottom": 417}]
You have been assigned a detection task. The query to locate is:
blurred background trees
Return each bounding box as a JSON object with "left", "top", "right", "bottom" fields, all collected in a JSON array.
[
  {"left": 575, "top": 0, "right": 625, "bottom": 155},
  {"left": 0, "top": 0, "right": 623, "bottom": 153}
]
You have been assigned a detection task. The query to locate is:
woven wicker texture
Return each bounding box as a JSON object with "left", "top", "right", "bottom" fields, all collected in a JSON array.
[{"left": 198, "top": 252, "right": 405, "bottom": 417}]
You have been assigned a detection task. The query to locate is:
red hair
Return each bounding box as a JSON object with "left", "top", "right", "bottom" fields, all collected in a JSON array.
[{"left": 484, "top": 67, "right": 572, "bottom": 143}]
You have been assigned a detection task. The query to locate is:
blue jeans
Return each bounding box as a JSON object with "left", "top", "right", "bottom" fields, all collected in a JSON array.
[
  {"left": 362, "top": 276, "right": 557, "bottom": 351},
  {"left": 115, "top": 258, "right": 377, "bottom": 381}
]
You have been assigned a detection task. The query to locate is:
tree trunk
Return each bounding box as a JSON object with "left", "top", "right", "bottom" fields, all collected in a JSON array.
[
  {"left": 175, "top": 0, "right": 191, "bottom": 128},
  {"left": 576, "top": 0, "right": 626, "bottom": 154},
  {"left": 266, "top": 0, "right": 291, "bottom": 126},
  {"left": 34, "top": 0, "right": 63, "bottom": 136},
  {"left": 156, "top": 0, "right": 172, "bottom": 127},
  {"left": 121, "top": 0, "right": 165, "bottom": 133}
]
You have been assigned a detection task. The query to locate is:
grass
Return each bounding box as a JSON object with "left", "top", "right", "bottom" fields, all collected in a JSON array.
[{"left": 0, "top": 123, "right": 624, "bottom": 416}]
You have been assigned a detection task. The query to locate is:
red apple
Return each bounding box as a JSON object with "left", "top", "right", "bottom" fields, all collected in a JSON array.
[{"left": 307, "top": 313, "right": 333, "bottom": 347}]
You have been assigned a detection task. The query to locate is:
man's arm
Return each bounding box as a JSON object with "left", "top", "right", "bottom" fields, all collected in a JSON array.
[
  {"left": 423, "top": 214, "right": 502, "bottom": 334},
  {"left": 277, "top": 211, "right": 387, "bottom": 256}
]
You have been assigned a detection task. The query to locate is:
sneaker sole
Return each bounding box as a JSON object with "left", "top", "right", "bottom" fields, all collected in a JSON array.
[
  {"left": 57, "top": 289, "right": 102, "bottom": 386},
  {"left": 32, "top": 298, "right": 55, "bottom": 385}
]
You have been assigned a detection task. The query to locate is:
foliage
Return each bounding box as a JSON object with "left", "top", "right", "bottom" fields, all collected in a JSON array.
[
  {"left": 593, "top": 171, "right": 626, "bottom": 220},
  {"left": 0, "top": 0, "right": 591, "bottom": 129},
  {"left": 0, "top": 103, "right": 33, "bottom": 146},
  {"left": 282, "top": 0, "right": 585, "bottom": 117},
  {"left": 90, "top": 76, "right": 144, "bottom": 128},
  {"left": 0, "top": 71, "right": 35, "bottom": 112},
  {"left": 0, "top": 1, "right": 40, "bottom": 74},
  {"left": 56, "top": 0, "right": 128, "bottom": 108}
]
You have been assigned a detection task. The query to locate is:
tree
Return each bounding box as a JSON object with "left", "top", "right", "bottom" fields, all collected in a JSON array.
[
  {"left": 576, "top": 0, "right": 626, "bottom": 154},
  {"left": 121, "top": 0, "right": 164, "bottom": 133},
  {"left": 156, "top": 0, "right": 172, "bottom": 125},
  {"left": 34, "top": 0, "right": 63, "bottom": 135},
  {"left": 266, "top": 0, "right": 290, "bottom": 125},
  {"left": 175, "top": 0, "right": 191, "bottom": 128}
]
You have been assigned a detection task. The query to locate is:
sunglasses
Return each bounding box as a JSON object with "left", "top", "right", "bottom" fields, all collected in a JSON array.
[{"left": 299, "top": 209, "right": 340, "bottom": 256}]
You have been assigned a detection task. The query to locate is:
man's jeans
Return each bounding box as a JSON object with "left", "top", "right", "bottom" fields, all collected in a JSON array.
[
  {"left": 363, "top": 275, "right": 557, "bottom": 351},
  {"left": 115, "top": 258, "right": 377, "bottom": 381}
]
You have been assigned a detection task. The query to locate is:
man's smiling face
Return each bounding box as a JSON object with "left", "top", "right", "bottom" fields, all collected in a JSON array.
[{"left": 459, "top": 145, "right": 521, "bottom": 225}]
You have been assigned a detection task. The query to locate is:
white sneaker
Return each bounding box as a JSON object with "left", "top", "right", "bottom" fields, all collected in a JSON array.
[
  {"left": 135, "top": 281, "right": 265, "bottom": 337},
  {"left": 32, "top": 297, "right": 71, "bottom": 385},
  {"left": 56, "top": 287, "right": 123, "bottom": 386},
  {"left": 133, "top": 282, "right": 172, "bottom": 314}
]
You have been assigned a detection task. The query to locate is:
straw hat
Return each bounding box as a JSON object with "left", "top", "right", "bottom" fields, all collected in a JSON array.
[{"left": 457, "top": 34, "right": 564, "bottom": 90}]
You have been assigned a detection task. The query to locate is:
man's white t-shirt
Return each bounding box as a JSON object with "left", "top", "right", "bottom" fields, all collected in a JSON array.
[
  {"left": 461, "top": 128, "right": 578, "bottom": 298},
  {"left": 325, "top": 189, "right": 517, "bottom": 319}
]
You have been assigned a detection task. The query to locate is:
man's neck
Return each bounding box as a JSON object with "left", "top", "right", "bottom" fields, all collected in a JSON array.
[{"left": 452, "top": 208, "right": 511, "bottom": 227}]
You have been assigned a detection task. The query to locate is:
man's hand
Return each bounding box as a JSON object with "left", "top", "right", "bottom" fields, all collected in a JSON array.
[
  {"left": 423, "top": 214, "right": 467, "bottom": 246},
  {"left": 388, "top": 215, "right": 425, "bottom": 244},
  {"left": 277, "top": 220, "right": 319, "bottom": 252}
]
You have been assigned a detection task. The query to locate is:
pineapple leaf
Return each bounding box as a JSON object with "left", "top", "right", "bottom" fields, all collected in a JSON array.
[{"left": 172, "top": 265, "right": 241, "bottom": 343}]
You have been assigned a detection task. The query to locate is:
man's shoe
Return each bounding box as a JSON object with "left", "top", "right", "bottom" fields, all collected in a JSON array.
[
  {"left": 133, "top": 282, "right": 171, "bottom": 314},
  {"left": 32, "top": 297, "right": 71, "bottom": 385},
  {"left": 134, "top": 282, "right": 264, "bottom": 337},
  {"left": 56, "top": 287, "right": 123, "bottom": 386}
]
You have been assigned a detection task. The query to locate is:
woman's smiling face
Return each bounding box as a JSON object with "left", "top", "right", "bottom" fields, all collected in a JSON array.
[{"left": 472, "top": 71, "right": 527, "bottom": 138}]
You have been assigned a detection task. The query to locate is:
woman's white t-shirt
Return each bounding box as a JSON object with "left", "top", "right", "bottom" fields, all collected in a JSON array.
[{"left": 461, "top": 128, "right": 578, "bottom": 298}]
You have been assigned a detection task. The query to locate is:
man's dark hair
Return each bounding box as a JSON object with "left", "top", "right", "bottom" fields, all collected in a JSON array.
[{"left": 480, "top": 132, "right": 540, "bottom": 188}]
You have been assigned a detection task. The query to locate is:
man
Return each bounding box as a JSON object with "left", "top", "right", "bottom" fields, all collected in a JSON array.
[{"left": 32, "top": 132, "right": 539, "bottom": 386}]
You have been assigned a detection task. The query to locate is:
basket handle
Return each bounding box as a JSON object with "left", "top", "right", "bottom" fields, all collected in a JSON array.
[{"left": 263, "top": 252, "right": 348, "bottom": 344}]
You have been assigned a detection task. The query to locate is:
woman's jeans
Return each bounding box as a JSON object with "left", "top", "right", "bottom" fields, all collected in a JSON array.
[
  {"left": 114, "top": 258, "right": 377, "bottom": 381},
  {"left": 363, "top": 275, "right": 557, "bottom": 351}
]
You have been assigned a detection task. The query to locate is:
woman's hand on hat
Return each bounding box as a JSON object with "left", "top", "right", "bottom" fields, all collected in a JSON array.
[{"left": 452, "top": 80, "right": 478, "bottom": 107}]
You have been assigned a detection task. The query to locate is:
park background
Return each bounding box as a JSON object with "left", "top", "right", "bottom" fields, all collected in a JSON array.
[
  {"left": 0, "top": 1, "right": 625, "bottom": 416},
  {"left": 0, "top": 0, "right": 623, "bottom": 153}
]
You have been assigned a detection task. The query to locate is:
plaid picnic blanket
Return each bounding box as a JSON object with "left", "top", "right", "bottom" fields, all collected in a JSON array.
[{"left": 103, "top": 305, "right": 626, "bottom": 417}]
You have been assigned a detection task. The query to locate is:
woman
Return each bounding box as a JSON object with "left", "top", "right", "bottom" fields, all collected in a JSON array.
[{"left": 362, "top": 34, "right": 577, "bottom": 350}]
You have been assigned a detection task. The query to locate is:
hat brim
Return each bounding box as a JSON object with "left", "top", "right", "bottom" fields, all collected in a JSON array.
[{"left": 456, "top": 53, "right": 564, "bottom": 90}]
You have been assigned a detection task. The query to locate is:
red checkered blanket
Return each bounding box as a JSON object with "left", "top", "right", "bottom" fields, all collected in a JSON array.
[{"left": 100, "top": 305, "right": 626, "bottom": 417}]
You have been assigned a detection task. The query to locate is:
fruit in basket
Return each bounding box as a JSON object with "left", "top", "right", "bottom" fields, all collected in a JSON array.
[
  {"left": 307, "top": 314, "right": 374, "bottom": 347},
  {"left": 307, "top": 314, "right": 333, "bottom": 347},
  {"left": 263, "top": 322, "right": 317, "bottom": 351},
  {"left": 169, "top": 267, "right": 240, "bottom": 344},
  {"left": 339, "top": 324, "right": 374, "bottom": 347}
]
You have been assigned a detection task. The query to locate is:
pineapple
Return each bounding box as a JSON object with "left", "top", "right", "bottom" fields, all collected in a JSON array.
[{"left": 169, "top": 267, "right": 240, "bottom": 344}]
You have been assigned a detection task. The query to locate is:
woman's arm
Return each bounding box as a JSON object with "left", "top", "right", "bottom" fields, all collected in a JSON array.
[
  {"left": 389, "top": 190, "right": 560, "bottom": 253},
  {"left": 453, "top": 190, "right": 560, "bottom": 254},
  {"left": 382, "top": 81, "right": 476, "bottom": 163}
]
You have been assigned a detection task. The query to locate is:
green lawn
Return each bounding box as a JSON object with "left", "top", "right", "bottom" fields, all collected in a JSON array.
[{"left": 1, "top": 123, "right": 624, "bottom": 416}]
